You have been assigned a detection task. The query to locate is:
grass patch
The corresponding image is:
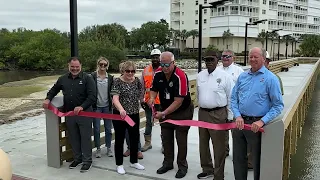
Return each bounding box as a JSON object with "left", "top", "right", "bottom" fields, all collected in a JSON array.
[
  {"left": 0, "top": 85, "right": 46, "bottom": 98},
  {"left": 1, "top": 75, "right": 60, "bottom": 87}
]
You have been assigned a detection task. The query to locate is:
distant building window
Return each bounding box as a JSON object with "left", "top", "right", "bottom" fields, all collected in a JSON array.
[
  {"left": 182, "top": 2, "right": 184, "bottom": 6},
  {"left": 182, "top": 21, "right": 184, "bottom": 24},
  {"left": 196, "top": 10, "right": 198, "bottom": 15},
  {"left": 204, "top": 0, "right": 208, "bottom": 4},
  {"left": 204, "top": 19, "right": 207, "bottom": 24},
  {"left": 263, "top": 0, "right": 266, "bottom": 4},
  {"left": 196, "top": 1, "right": 198, "bottom": 5},
  {"left": 195, "top": 20, "right": 199, "bottom": 24},
  {"left": 204, "top": 9, "right": 207, "bottom": 14},
  {"left": 182, "top": 12, "right": 184, "bottom": 15},
  {"left": 262, "top": 9, "right": 266, "bottom": 14}
]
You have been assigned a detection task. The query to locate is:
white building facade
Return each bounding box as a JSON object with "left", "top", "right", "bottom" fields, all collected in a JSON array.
[{"left": 170, "top": 0, "right": 320, "bottom": 55}]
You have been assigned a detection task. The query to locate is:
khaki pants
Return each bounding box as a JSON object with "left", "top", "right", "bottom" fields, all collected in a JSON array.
[
  {"left": 198, "top": 107, "right": 228, "bottom": 180},
  {"left": 161, "top": 103, "right": 194, "bottom": 171}
]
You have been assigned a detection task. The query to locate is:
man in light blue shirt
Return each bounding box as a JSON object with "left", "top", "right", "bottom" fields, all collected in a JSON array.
[{"left": 231, "top": 47, "right": 284, "bottom": 180}]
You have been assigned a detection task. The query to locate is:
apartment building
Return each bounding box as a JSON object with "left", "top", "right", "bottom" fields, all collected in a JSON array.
[{"left": 170, "top": 0, "right": 320, "bottom": 55}]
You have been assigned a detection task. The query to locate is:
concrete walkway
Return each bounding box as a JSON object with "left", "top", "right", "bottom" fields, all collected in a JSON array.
[{"left": 0, "top": 64, "right": 314, "bottom": 180}]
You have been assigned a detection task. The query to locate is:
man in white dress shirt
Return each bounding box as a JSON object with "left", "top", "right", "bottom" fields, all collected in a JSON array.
[
  {"left": 218, "top": 49, "right": 244, "bottom": 156},
  {"left": 196, "top": 50, "right": 235, "bottom": 180}
]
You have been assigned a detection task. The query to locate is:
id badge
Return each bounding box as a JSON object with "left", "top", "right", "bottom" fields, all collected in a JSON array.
[{"left": 165, "top": 92, "right": 170, "bottom": 99}]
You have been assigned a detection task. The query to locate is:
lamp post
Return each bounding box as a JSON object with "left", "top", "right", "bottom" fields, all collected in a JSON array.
[
  {"left": 197, "top": 0, "right": 230, "bottom": 72},
  {"left": 291, "top": 39, "right": 294, "bottom": 58},
  {"left": 70, "top": 0, "right": 78, "bottom": 57},
  {"left": 265, "top": 28, "right": 282, "bottom": 51},
  {"left": 244, "top": 19, "right": 267, "bottom": 66}
]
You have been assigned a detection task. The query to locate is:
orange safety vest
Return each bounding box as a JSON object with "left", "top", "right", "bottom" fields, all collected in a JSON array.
[{"left": 143, "top": 64, "right": 160, "bottom": 104}]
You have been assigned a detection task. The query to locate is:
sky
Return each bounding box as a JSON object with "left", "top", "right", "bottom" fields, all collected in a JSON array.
[{"left": 0, "top": 0, "right": 170, "bottom": 32}]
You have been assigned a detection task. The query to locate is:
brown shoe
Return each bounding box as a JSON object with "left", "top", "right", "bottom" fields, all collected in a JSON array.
[
  {"left": 123, "top": 149, "right": 130, "bottom": 157},
  {"left": 138, "top": 151, "right": 144, "bottom": 159}
]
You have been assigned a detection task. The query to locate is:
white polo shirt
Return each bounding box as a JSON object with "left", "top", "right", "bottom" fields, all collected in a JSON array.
[
  {"left": 217, "top": 63, "right": 244, "bottom": 83},
  {"left": 197, "top": 68, "right": 235, "bottom": 120}
]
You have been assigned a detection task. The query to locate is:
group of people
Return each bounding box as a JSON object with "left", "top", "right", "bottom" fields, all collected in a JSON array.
[{"left": 43, "top": 46, "right": 284, "bottom": 180}]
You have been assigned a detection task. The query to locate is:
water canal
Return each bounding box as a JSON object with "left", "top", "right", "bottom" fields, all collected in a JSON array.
[{"left": 289, "top": 77, "right": 320, "bottom": 180}]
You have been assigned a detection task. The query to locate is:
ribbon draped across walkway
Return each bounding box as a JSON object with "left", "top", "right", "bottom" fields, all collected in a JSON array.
[
  {"left": 162, "top": 120, "right": 265, "bottom": 133},
  {"left": 47, "top": 104, "right": 264, "bottom": 133},
  {"left": 152, "top": 105, "right": 264, "bottom": 133},
  {"left": 47, "top": 104, "right": 135, "bottom": 126}
]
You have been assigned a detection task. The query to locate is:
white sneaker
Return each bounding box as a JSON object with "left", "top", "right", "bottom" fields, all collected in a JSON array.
[
  {"left": 117, "top": 165, "right": 126, "bottom": 175},
  {"left": 130, "top": 163, "right": 145, "bottom": 170},
  {"left": 96, "top": 149, "right": 101, "bottom": 158},
  {"left": 107, "top": 148, "right": 113, "bottom": 157}
]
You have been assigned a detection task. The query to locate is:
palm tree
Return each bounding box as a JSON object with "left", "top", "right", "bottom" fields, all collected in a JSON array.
[
  {"left": 171, "top": 29, "right": 181, "bottom": 49},
  {"left": 269, "top": 32, "right": 279, "bottom": 57},
  {"left": 256, "top": 31, "right": 267, "bottom": 47},
  {"left": 222, "top": 29, "right": 234, "bottom": 49},
  {"left": 180, "top": 29, "right": 189, "bottom": 50},
  {"left": 187, "top": 29, "right": 199, "bottom": 52}
]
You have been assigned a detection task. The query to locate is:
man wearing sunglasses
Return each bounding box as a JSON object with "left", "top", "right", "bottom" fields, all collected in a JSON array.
[
  {"left": 196, "top": 50, "right": 234, "bottom": 180},
  {"left": 218, "top": 50, "right": 244, "bottom": 157},
  {"left": 139, "top": 49, "right": 163, "bottom": 153},
  {"left": 148, "top": 51, "right": 194, "bottom": 179}
]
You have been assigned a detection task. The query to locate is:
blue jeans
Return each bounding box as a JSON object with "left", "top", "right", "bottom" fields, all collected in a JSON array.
[
  {"left": 125, "top": 129, "right": 141, "bottom": 151},
  {"left": 144, "top": 104, "right": 161, "bottom": 135},
  {"left": 93, "top": 106, "right": 113, "bottom": 149}
]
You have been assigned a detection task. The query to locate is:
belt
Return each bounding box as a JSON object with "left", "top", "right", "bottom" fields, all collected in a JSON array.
[
  {"left": 241, "top": 115, "right": 263, "bottom": 121},
  {"left": 200, "top": 106, "right": 226, "bottom": 112}
]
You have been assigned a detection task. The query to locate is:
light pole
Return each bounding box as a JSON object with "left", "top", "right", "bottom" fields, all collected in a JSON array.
[
  {"left": 197, "top": 0, "right": 230, "bottom": 72},
  {"left": 265, "top": 28, "right": 282, "bottom": 51},
  {"left": 70, "top": 0, "right": 78, "bottom": 57},
  {"left": 244, "top": 19, "right": 267, "bottom": 66}
]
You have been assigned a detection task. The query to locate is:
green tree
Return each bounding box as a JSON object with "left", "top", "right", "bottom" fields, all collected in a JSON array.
[
  {"left": 222, "top": 29, "right": 234, "bottom": 49},
  {"left": 256, "top": 31, "right": 267, "bottom": 47},
  {"left": 187, "top": 29, "right": 199, "bottom": 52},
  {"left": 299, "top": 34, "right": 320, "bottom": 57}
]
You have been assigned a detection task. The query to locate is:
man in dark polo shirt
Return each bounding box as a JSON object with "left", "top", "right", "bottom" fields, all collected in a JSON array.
[
  {"left": 148, "top": 51, "right": 194, "bottom": 179},
  {"left": 43, "top": 57, "right": 96, "bottom": 172}
]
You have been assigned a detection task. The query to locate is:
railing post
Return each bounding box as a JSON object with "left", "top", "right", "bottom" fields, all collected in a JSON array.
[{"left": 45, "top": 96, "right": 64, "bottom": 168}]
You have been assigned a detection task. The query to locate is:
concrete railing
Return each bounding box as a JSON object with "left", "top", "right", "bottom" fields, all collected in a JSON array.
[
  {"left": 259, "top": 58, "right": 320, "bottom": 180},
  {"left": 45, "top": 58, "right": 319, "bottom": 180}
]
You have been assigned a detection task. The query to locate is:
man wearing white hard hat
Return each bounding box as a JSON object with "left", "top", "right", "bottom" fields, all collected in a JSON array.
[
  {"left": 140, "top": 49, "right": 163, "bottom": 152},
  {"left": 265, "top": 51, "right": 284, "bottom": 95}
]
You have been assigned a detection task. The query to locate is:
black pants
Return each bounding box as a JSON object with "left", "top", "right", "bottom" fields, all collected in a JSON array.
[
  {"left": 161, "top": 103, "right": 194, "bottom": 171},
  {"left": 65, "top": 116, "right": 93, "bottom": 164},
  {"left": 232, "top": 118, "right": 262, "bottom": 180},
  {"left": 113, "top": 110, "right": 140, "bottom": 165}
]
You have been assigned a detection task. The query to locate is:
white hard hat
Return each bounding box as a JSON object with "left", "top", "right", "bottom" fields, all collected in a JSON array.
[
  {"left": 150, "top": 49, "right": 161, "bottom": 55},
  {"left": 266, "top": 51, "right": 270, "bottom": 59}
]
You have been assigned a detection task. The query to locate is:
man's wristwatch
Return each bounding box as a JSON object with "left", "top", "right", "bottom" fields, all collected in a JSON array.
[{"left": 161, "top": 112, "right": 166, "bottom": 119}]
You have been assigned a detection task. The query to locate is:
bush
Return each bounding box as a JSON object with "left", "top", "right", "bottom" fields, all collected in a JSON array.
[{"left": 79, "top": 40, "right": 126, "bottom": 72}]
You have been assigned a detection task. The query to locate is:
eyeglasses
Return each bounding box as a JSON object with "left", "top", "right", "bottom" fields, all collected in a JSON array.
[
  {"left": 160, "top": 62, "right": 172, "bottom": 67},
  {"left": 125, "top": 70, "right": 136, "bottom": 74},
  {"left": 222, "top": 55, "right": 232, "bottom": 59},
  {"left": 99, "top": 63, "right": 108, "bottom": 67}
]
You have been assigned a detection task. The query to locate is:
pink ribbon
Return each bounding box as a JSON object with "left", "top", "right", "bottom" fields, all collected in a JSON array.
[
  {"left": 47, "top": 104, "right": 135, "bottom": 126},
  {"left": 152, "top": 105, "right": 264, "bottom": 133},
  {"left": 162, "top": 120, "right": 265, "bottom": 133}
]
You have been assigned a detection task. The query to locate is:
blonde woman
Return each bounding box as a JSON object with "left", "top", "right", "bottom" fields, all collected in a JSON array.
[
  {"left": 91, "top": 57, "right": 114, "bottom": 158},
  {"left": 111, "top": 61, "right": 145, "bottom": 174}
]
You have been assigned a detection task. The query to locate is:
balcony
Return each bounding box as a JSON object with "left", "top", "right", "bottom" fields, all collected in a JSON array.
[
  {"left": 171, "top": 0, "right": 180, "bottom": 4},
  {"left": 171, "top": 6, "right": 180, "bottom": 12}
]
